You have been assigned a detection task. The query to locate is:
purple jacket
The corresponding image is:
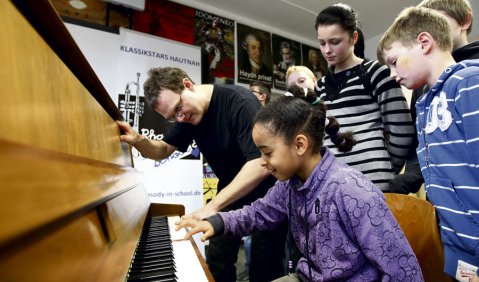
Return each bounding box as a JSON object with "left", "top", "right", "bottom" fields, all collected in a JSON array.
[{"left": 216, "top": 148, "right": 423, "bottom": 281}]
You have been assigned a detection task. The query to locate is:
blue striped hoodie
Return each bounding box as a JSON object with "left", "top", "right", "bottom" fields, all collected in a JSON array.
[{"left": 416, "top": 59, "right": 479, "bottom": 278}]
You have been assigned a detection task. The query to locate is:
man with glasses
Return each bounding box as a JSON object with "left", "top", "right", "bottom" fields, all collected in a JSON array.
[
  {"left": 116, "top": 67, "right": 286, "bottom": 282},
  {"left": 249, "top": 81, "right": 271, "bottom": 106}
]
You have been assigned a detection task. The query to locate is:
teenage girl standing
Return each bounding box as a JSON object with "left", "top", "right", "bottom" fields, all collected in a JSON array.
[{"left": 314, "top": 3, "right": 415, "bottom": 191}]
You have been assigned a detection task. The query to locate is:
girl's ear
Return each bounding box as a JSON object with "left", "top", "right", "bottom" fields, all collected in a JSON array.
[
  {"left": 295, "top": 134, "right": 309, "bottom": 156},
  {"left": 351, "top": 30, "right": 359, "bottom": 45}
]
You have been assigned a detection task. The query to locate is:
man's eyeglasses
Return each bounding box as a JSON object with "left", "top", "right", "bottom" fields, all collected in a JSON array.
[{"left": 166, "top": 94, "right": 184, "bottom": 123}]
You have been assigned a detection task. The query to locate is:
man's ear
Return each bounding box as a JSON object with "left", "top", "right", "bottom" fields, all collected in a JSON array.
[
  {"left": 417, "top": 32, "right": 433, "bottom": 53},
  {"left": 183, "top": 78, "right": 194, "bottom": 89},
  {"left": 295, "top": 134, "right": 309, "bottom": 156},
  {"left": 259, "top": 93, "right": 266, "bottom": 102}
]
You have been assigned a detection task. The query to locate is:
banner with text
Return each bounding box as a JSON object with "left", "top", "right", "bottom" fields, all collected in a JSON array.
[{"left": 116, "top": 28, "right": 203, "bottom": 211}]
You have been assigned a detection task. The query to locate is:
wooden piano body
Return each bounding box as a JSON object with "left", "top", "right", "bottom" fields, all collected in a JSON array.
[{"left": 0, "top": 1, "right": 213, "bottom": 281}]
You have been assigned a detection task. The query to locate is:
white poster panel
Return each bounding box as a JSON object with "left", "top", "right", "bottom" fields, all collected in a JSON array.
[{"left": 66, "top": 23, "right": 119, "bottom": 96}]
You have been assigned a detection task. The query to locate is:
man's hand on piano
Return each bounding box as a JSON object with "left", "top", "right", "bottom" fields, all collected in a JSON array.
[
  {"left": 116, "top": 120, "right": 141, "bottom": 145},
  {"left": 182, "top": 205, "right": 217, "bottom": 221},
  {"left": 175, "top": 218, "right": 214, "bottom": 242}
]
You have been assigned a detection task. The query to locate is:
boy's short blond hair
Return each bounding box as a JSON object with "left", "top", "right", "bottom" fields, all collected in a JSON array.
[
  {"left": 285, "top": 66, "right": 316, "bottom": 86},
  {"left": 418, "top": 0, "right": 473, "bottom": 35},
  {"left": 377, "top": 6, "right": 453, "bottom": 64}
]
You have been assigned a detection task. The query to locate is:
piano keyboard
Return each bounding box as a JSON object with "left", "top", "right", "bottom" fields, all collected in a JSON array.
[{"left": 126, "top": 216, "right": 209, "bottom": 282}]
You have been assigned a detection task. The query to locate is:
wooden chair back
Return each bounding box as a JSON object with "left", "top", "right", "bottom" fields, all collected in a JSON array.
[{"left": 385, "top": 193, "right": 452, "bottom": 282}]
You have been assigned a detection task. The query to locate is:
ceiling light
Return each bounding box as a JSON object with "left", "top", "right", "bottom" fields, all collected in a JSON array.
[{"left": 69, "top": 0, "right": 87, "bottom": 10}]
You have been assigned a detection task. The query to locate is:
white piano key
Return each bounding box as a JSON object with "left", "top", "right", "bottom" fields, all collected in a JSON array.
[
  {"left": 167, "top": 215, "right": 187, "bottom": 241},
  {"left": 172, "top": 240, "right": 209, "bottom": 282}
]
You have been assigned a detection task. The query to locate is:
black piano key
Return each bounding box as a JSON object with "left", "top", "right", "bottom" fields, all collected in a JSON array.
[
  {"left": 127, "top": 269, "right": 176, "bottom": 281},
  {"left": 140, "top": 237, "right": 170, "bottom": 241},
  {"left": 136, "top": 249, "right": 172, "bottom": 256},
  {"left": 139, "top": 236, "right": 170, "bottom": 242},
  {"left": 139, "top": 235, "right": 170, "bottom": 240},
  {"left": 138, "top": 241, "right": 170, "bottom": 247},
  {"left": 131, "top": 258, "right": 175, "bottom": 269},
  {"left": 135, "top": 247, "right": 173, "bottom": 255},
  {"left": 135, "top": 245, "right": 172, "bottom": 253},
  {"left": 133, "top": 253, "right": 174, "bottom": 261},
  {"left": 132, "top": 256, "right": 175, "bottom": 264},
  {"left": 128, "top": 276, "right": 176, "bottom": 282},
  {"left": 131, "top": 260, "right": 175, "bottom": 270},
  {"left": 141, "top": 228, "right": 170, "bottom": 234},
  {"left": 142, "top": 227, "right": 169, "bottom": 232},
  {"left": 128, "top": 277, "right": 176, "bottom": 282},
  {"left": 127, "top": 216, "right": 179, "bottom": 282},
  {"left": 144, "top": 226, "right": 166, "bottom": 230},
  {"left": 130, "top": 260, "right": 174, "bottom": 270},
  {"left": 127, "top": 267, "right": 175, "bottom": 278},
  {"left": 143, "top": 226, "right": 169, "bottom": 230},
  {"left": 140, "top": 233, "right": 170, "bottom": 239},
  {"left": 137, "top": 239, "right": 171, "bottom": 245},
  {"left": 129, "top": 263, "right": 174, "bottom": 275},
  {"left": 139, "top": 237, "right": 171, "bottom": 244},
  {"left": 130, "top": 267, "right": 175, "bottom": 275}
]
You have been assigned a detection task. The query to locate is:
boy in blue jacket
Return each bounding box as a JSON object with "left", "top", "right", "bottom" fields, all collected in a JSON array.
[{"left": 378, "top": 6, "right": 479, "bottom": 282}]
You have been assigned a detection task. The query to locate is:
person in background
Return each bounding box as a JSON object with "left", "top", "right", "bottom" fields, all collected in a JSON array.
[
  {"left": 314, "top": 3, "right": 415, "bottom": 192},
  {"left": 285, "top": 66, "right": 317, "bottom": 90},
  {"left": 117, "top": 67, "right": 286, "bottom": 282},
  {"left": 420, "top": 0, "right": 479, "bottom": 62},
  {"left": 390, "top": 0, "right": 479, "bottom": 194},
  {"left": 377, "top": 6, "right": 479, "bottom": 281},
  {"left": 249, "top": 81, "right": 271, "bottom": 106},
  {"left": 176, "top": 94, "right": 422, "bottom": 282}
]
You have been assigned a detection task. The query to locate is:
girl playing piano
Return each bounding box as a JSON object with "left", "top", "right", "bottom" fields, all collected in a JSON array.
[{"left": 176, "top": 90, "right": 422, "bottom": 281}]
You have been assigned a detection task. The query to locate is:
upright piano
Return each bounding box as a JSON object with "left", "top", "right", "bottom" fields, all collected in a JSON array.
[{"left": 0, "top": 1, "right": 213, "bottom": 281}]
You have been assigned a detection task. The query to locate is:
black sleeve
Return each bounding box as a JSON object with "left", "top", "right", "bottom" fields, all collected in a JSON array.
[
  {"left": 204, "top": 214, "right": 225, "bottom": 236},
  {"left": 388, "top": 149, "right": 424, "bottom": 194},
  {"left": 230, "top": 98, "right": 262, "bottom": 161},
  {"left": 388, "top": 86, "right": 425, "bottom": 194},
  {"left": 162, "top": 123, "right": 194, "bottom": 152}
]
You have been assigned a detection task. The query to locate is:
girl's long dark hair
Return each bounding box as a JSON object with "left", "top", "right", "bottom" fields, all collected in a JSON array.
[
  {"left": 314, "top": 3, "right": 359, "bottom": 36},
  {"left": 256, "top": 85, "right": 356, "bottom": 153},
  {"left": 284, "top": 85, "right": 356, "bottom": 152}
]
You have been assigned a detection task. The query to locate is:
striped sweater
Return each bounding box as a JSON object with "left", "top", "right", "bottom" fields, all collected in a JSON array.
[
  {"left": 315, "top": 60, "right": 415, "bottom": 191},
  {"left": 416, "top": 60, "right": 479, "bottom": 279}
]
